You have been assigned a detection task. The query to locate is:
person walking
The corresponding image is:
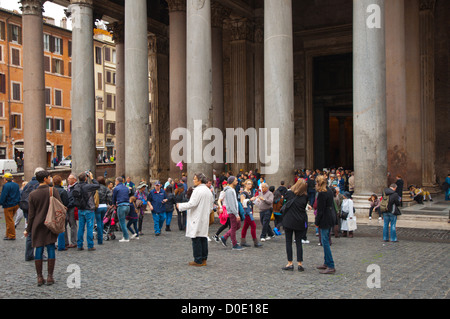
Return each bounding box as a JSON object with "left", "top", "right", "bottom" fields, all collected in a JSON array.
[
  {"left": 73, "top": 172, "right": 100, "bottom": 251},
  {"left": 174, "top": 184, "right": 188, "bottom": 231},
  {"left": 0, "top": 173, "right": 21, "bottom": 240},
  {"left": 315, "top": 175, "right": 336, "bottom": 274},
  {"left": 254, "top": 183, "right": 274, "bottom": 242},
  {"left": 382, "top": 184, "right": 401, "bottom": 242},
  {"left": 220, "top": 176, "right": 245, "bottom": 250},
  {"left": 176, "top": 173, "right": 214, "bottom": 267},
  {"left": 240, "top": 179, "right": 262, "bottom": 248},
  {"left": 127, "top": 196, "right": 140, "bottom": 239},
  {"left": 112, "top": 177, "right": 131, "bottom": 242},
  {"left": 24, "top": 170, "right": 62, "bottom": 286},
  {"left": 147, "top": 181, "right": 168, "bottom": 236},
  {"left": 281, "top": 179, "right": 309, "bottom": 272},
  {"left": 134, "top": 182, "right": 148, "bottom": 235}
]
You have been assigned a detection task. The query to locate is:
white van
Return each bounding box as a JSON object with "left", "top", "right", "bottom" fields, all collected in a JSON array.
[{"left": 0, "top": 159, "right": 18, "bottom": 175}]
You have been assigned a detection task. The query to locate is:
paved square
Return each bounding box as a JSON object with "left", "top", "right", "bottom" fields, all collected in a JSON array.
[{"left": 1, "top": 210, "right": 449, "bottom": 300}]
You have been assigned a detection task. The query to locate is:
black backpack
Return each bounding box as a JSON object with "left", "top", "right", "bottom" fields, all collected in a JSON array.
[
  {"left": 72, "top": 183, "right": 89, "bottom": 210},
  {"left": 19, "top": 182, "right": 39, "bottom": 211}
]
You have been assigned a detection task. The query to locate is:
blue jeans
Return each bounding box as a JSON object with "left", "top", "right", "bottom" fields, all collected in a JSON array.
[
  {"left": 95, "top": 207, "right": 108, "bottom": 244},
  {"left": 383, "top": 213, "right": 397, "bottom": 242},
  {"left": 152, "top": 212, "right": 166, "bottom": 234},
  {"left": 320, "top": 227, "right": 335, "bottom": 269},
  {"left": 117, "top": 205, "right": 130, "bottom": 240},
  {"left": 35, "top": 244, "right": 55, "bottom": 260},
  {"left": 57, "top": 232, "right": 65, "bottom": 251},
  {"left": 308, "top": 190, "right": 316, "bottom": 206},
  {"left": 166, "top": 210, "right": 173, "bottom": 227},
  {"left": 77, "top": 210, "right": 95, "bottom": 249}
]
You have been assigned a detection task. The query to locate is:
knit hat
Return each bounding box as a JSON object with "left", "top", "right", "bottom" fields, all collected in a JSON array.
[{"left": 227, "top": 176, "right": 236, "bottom": 184}]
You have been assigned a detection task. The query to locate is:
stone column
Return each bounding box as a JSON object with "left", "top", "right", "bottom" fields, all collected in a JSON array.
[
  {"left": 211, "top": 2, "right": 229, "bottom": 174},
  {"left": 167, "top": 0, "right": 187, "bottom": 179},
  {"left": 229, "top": 17, "right": 255, "bottom": 174},
  {"left": 264, "top": 0, "right": 295, "bottom": 186},
  {"left": 186, "top": 0, "right": 213, "bottom": 180},
  {"left": 419, "top": 0, "right": 437, "bottom": 189},
  {"left": 109, "top": 22, "right": 125, "bottom": 178},
  {"left": 125, "top": 0, "right": 150, "bottom": 183},
  {"left": 20, "top": 0, "right": 46, "bottom": 180},
  {"left": 353, "top": 0, "right": 387, "bottom": 202},
  {"left": 385, "top": 0, "right": 407, "bottom": 186},
  {"left": 69, "top": 0, "right": 96, "bottom": 174}
]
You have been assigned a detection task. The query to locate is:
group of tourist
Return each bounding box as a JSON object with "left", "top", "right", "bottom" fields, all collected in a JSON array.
[{"left": 0, "top": 165, "right": 444, "bottom": 286}]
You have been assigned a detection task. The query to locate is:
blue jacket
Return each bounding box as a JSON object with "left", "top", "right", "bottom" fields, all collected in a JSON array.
[
  {"left": 0, "top": 181, "right": 21, "bottom": 208},
  {"left": 147, "top": 189, "right": 167, "bottom": 214},
  {"left": 112, "top": 183, "right": 130, "bottom": 206}
]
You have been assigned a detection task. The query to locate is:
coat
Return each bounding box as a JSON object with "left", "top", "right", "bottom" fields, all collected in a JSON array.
[
  {"left": 340, "top": 198, "right": 355, "bottom": 231},
  {"left": 315, "top": 188, "right": 335, "bottom": 229},
  {"left": 282, "top": 194, "right": 308, "bottom": 231},
  {"left": 26, "top": 185, "right": 62, "bottom": 248},
  {"left": 177, "top": 184, "right": 214, "bottom": 238}
]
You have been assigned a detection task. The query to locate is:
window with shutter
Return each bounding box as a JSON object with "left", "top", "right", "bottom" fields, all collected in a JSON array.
[
  {"left": 55, "top": 89, "right": 62, "bottom": 106},
  {"left": 95, "top": 47, "right": 102, "bottom": 64},
  {"left": 0, "top": 21, "right": 5, "bottom": 40},
  {"left": 45, "top": 88, "right": 51, "bottom": 105},
  {"left": 0, "top": 74, "right": 6, "bottom": 94},
  {"left": 12, "top": 82, "right": 21, "bottom": 101},
  {"left": 11, "top": 48, "right": 20, "bottom": 66},
  {"left": 105, "top": 47, "right": 111, "bottom": 62},
  {"left": 44, "top": 56, "right": 51, "bottom": 72}
]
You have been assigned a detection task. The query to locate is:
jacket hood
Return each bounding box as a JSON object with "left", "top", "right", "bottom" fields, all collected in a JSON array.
[{"left": 384, "top": 188, "right": 395, "bottom": 195}]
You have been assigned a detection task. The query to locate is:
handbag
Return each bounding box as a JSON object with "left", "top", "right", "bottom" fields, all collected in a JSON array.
[
  {"left": 347, "top": 218, "right": 357, "bottom": 231},
  {"left": 341, "top": 210, "right": 349, "bottom": 220},
  {"left": 44, "top": 187, "right": 68, "bottom": 235}
]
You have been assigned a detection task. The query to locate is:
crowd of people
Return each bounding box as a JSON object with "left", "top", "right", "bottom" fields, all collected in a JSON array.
[{"left": 0, "top": 166, "right": 445, "bottom": 286}]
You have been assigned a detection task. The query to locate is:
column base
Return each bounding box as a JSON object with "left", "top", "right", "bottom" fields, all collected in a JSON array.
[{"left": 352, "top": 194, "right": 372, "bottom": 218}]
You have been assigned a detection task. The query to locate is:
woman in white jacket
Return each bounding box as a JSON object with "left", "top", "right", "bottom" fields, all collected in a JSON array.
[
  {"left": 340, "top": 192, "right": 356, "bottom": 238},
  {"left": 177, "top": 173, "right": 214, "bottom": 267}
]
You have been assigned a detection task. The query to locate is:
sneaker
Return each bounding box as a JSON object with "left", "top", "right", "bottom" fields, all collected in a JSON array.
[
  {"left": 220, "top": 236, "right": 227, "bottom": 247},
  {"left": 260, "top": 238, "right": 266, "bottom": 242},
  {"left": 232, "top": 245, "right": 245, "bottom": 250},
  {"left": 119, "top": 238, "right": 130, "bottom": 242},
  {"left": 212, "top": 235, "right": 220, "bottom": 243},
  {"left": 302, "top": 239, "right": 310, "bottom": 244},
  {"left": 378, "top": 217, "right": 382, "bottom": 221},
  {"left": 369, "top": 216, "right": 372, "bottom": 220},
  {"left": 130, "top": 233, "right": 137, "bottom": 239}
]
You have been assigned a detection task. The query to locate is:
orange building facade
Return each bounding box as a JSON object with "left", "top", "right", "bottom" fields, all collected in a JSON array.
[{"left": 0, "top": 8, "right": 72, "bottom": 167}]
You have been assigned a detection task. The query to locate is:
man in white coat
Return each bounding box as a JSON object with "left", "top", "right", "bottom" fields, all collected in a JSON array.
[{"left": 177, "top": 173, "right": 214, "bottom": 267}]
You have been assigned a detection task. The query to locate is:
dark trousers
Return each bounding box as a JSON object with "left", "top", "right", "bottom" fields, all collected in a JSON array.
[
  {"left": 285, "top": 228, "right": 306, "bottom": 262},
  {"left": 369, "top": 206, "right": 381, "bottom": 218},
  {"left": 215, "top": 218, "right": 230, "bottom": 236},
  {"left": 191, "top": 237, "right": 208, "bottom": 264},
  {"left": 177, "top": 209, "right": 186, "bottom": 231},
  {"left": 260, "top": 209, "right": 274, "bottom": 239}
]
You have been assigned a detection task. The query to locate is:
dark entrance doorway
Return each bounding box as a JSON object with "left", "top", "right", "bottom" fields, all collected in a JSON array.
[{"left": 313, "top": 53, "right": 354, "bottom": 170}]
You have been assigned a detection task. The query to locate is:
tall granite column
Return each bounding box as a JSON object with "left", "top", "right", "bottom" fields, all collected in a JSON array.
[
  {"left": 353, "top": 0, "right": 387, "bottom": 202},
  {"left": 167, "top": 0, "right": 187, "bottom": 179},
  {"left": 186, "top": 0, "right": 213, "bottom": 180},
  {"left": 264, "top": 0, "right": 295, "bottom": 186},
  {"left": 20, "top": 0, "right": 46, "bottom": 180},
  {"left": 211, "top": 2, "right": 229, "bottom": 174},
  {"left": 109, "top": 22, "right": 125, "bottom": 178},
  {"left": 419, "top": 0, "right": 437, "bottom": 189},
  {"left": 69, "top": 0, "right": 96, "bottom": 174},
  {"left": 385, "top": 0, "right": 407, "bottom": 186},
  {"left": 125, "top": 0, "right": 150, "bottom": 183}
]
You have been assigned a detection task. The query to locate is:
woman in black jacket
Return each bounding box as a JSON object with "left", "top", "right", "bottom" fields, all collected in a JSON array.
[
  {"left": 315, "top": 175, "right": 336, "bottom": 274},
  {"left": 281, "top": 179, "right": 308, "bottom": 272}
]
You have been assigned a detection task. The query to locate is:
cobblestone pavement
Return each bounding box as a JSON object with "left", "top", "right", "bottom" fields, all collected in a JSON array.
[{"left": 0, "top": 211, "right": 449, "bottom": 300}]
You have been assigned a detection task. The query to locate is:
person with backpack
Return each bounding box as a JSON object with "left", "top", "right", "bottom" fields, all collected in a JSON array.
[
  {"left": 72, "top": 172, "right": 100, "bottom": 251},
  {"left": 1, "top": 173, "right": 21, "bottom": 241},
  {"left": 24, "top": 170, "right": 62, "bottom": 286},
  {"left": 381, "top": 184, "right": 401, "bottom": 242}
]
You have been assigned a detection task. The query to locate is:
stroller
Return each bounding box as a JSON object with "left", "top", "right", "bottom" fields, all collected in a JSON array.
[{"left": 101, "top": 205, "right": 119, "bottom": 241}]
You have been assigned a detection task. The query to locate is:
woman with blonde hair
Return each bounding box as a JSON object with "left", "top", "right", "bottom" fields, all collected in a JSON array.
[{"left": 314, "top": 175, "right": 336, "bottom": 274}]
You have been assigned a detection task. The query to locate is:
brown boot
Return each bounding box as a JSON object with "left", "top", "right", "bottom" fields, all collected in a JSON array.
[
  {"left": 253, "top": 238, "right": 263, "bottom": 248},
  {"left": 34, "top": 260, "right": 45, "bottom": 286},
  {"left": 241, "top": 238, "right": 251, "bottom": 247},
  {"left": 349, "top": 231, "right": 354, "bottom": 238},
  {"left": 46, "top": 259, "right": 55, "bottom": 285}
]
